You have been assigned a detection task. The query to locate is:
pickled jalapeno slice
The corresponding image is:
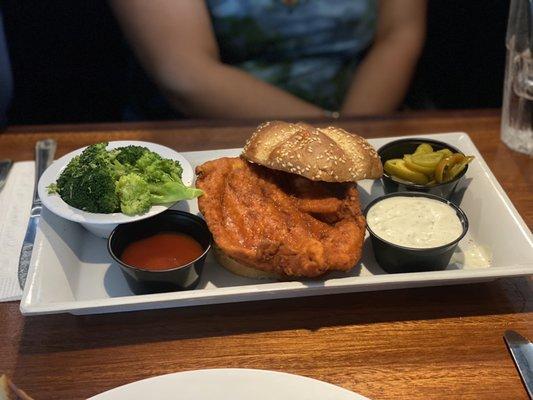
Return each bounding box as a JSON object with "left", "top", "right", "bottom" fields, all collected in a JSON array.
[
  {"left": 448, "top": 156, "right": 475, "bottom": 180},
  {"left": 435, "top": 154, "right": 465, "bottom": 183},
  {"left": 403, "top": 154, "right": 434, "bottom": 176},
  {"left": 413, "top": 143, "right": 433, "bottom": 155},
  {"left": 384, "top": 159, "right": 429, "bottom": 185},
  {"left": 435, "top": 148, "right": 453, "bottom": 157},
  {"left": 411, "top": 152, "right": 445, "bottom": 167}
]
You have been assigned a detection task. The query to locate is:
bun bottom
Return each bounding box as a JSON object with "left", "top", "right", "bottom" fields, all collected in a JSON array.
[{"left": 212, "top": 245, "right": 282, "bottom": 280}]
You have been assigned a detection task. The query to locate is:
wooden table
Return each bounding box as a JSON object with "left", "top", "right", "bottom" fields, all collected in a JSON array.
[{"left": 0, "top": 109, "right": 531, "bottom": 400}]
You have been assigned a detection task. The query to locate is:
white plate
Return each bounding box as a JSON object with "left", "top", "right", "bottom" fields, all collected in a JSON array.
[
  {"left": 38, "top": 140, "right": 194, "bottom": 237},
  {"left": 89, "top": 369, "right": 370, "bottom": 400},
  {"left": 20, "top": 132, "right": 533, "bottom": 315}
]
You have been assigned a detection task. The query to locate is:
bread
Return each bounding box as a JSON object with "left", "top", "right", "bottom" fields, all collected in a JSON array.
[
  {"left": 212, "top": 245, "right": 282, "bottom": 280},
  {"left": 242, "top": 121, "right": 383, "bottom": 182}
]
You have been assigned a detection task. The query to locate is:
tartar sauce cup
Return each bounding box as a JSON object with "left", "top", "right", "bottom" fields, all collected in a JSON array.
[
  {"left": 378, "top": 138, "right": 469, "bottom": 199},
  {"left": 364, "top": 192, "right": 469, "bottom": 273},
  {"left": 108, "top": 210, "right": 212, "bottom": 294}
]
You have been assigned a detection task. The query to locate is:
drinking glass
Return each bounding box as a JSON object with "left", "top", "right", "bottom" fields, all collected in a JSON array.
[{"left": 501, "top": 0, "right": 533, "bottom": 155}]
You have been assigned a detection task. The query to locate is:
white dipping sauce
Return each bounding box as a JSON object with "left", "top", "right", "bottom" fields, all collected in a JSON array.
[{"left": 367, "top": 196, "right": 463, "bottom": 249}]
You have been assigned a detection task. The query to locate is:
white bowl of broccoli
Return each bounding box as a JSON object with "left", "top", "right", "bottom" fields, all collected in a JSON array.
[{"left": 39, "top": 141, "right": 201, "bottom": 238}]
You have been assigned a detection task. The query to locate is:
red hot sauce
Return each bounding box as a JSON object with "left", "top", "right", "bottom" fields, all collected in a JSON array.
[{"left": 121, "top": 232, "right": 204, "bottom": 270}]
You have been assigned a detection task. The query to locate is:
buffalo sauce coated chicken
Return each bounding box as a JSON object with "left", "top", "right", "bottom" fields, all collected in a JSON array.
[{"left": 195, "top": 157, "right": 366, "bottom": 278}]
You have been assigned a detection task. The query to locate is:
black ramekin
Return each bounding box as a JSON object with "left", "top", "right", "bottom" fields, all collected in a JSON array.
[
  {"left": 108, "top": 210, "right": 212, "bottom": 294},
  {"left": 378, "top": 138, "right": 469, "bottom": 199},
  {"left": 364, "top": 192, "right": 469, "bottom": 273}
]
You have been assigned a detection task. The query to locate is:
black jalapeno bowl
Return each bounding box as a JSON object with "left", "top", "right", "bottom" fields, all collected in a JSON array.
[
  {"left": 364, "top": 192, "right": 469, "bottom": 274},
  {"left": 378, "top": 138, "right": 469, "bottom": 199},
  {"left": 108, "top": 210, "right": 212, "bottom": 294}
]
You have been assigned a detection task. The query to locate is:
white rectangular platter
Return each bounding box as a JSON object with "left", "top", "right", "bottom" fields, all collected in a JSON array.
[{"left": 20, "top": 132, "right": 533, "bottom": 315}]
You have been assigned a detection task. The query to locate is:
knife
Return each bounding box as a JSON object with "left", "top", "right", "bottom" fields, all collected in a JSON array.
[
  {"left": 504, "top": 330, "right": 533, "bottom": 399},
  {"left": 17, "top": 139, "right": 57, "bottom": 289},
  {"left": 0, "top": 159, "right": 12, "bottom": 192}
]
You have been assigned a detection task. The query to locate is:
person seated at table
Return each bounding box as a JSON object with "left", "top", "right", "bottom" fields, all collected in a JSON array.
[
  {"left": 111, "top": 0, "right": 426, "bottom": 119},
  {"left": 0, "top": 9, "right": 12, "bottom": 127}
]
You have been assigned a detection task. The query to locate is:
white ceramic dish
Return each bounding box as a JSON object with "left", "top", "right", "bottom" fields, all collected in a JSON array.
[
  {"left": 89, "top": 368, "right": 370, "bottom": 400},
  {"left": 38, "top": 140, "right": 194, "bottom": 238},
  {"left": 21, "top": 133, "right": 533, "bottom": 315}
]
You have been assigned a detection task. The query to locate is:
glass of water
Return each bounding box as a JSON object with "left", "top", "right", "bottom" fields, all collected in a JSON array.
[{"left": 501, "top": 0, "right": 533, "bottom": 155}]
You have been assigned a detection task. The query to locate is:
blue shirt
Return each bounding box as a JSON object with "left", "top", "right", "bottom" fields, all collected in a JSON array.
[{"left": 207, "top": 0, "right": 377, "bottom": 110}]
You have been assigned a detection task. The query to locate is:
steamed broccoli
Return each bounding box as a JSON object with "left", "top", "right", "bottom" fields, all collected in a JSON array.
[
  {"left": 49, "top": 142, "right": 202, "bottom": 215},
  {"left": 115, "top": 145, "right": 149, "bottom": 166},
  {"left": 115, "top": 173, "right": 151, "bottom": 215},
  {"left": 55, "top": 148, "right": 120, "bottom": 213},
  {"left": 78, "top": 142, "right": 114, "bottom": 168},
  {"left": 149, "top": 181, "right": 203, "bottom": 204},
  {"left": 136, "top": 152, "right": 183, "bottom": 184},
  {"left": 134, "top": 151, "right": 201, "bottom": 205},
  {"left": 107, "top": 146, "right": 149, "bottom": 179}
]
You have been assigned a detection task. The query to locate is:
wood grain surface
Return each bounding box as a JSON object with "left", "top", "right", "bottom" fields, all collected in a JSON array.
[{"left": 0, "top": 109, "right": 532, "bottom": 400}]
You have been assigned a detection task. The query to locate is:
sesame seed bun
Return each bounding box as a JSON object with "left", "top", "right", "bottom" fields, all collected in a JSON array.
[{"left": 242, "top": 121, "right": 383, "bottom": 182}]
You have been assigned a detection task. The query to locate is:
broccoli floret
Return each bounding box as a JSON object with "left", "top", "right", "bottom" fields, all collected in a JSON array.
[
  {"left": 55, "top": 145, "right": 120, "bottom": 213},
  {"left": 56, "top": 158, "right": 120, "bottom": 213},
  {"left": 115, "top": 148, "right": 199, "bottom": 212},
  {"left": 47, "top": 182, "right": 58, "bottom": 194},
  {"left": 115, "top": 145, "right": 149, "bottom": 166},
  {"left": 136, "top": 152, "right": 183, "bottom": 183},
  {"left": 79, "top": 142, "right": 112, "bottom": 166},
  {"left": 134, "top": 152, "right": 161, "bottom": 173},
  {"left": 92, "top": 171, "right": 121, "bottom": 213},
  {"left": 111, "top": 159, "right": 129, "bottom": 178},
  {"left": 135, "top": 151, "right": 201, "bottom": 204},
  {"left": 150, "top": 181, "right": 203, "bottom": 204},
  {"left": 158, "top": 158, "right": 183, "bottom": 181},
  {"left": 115, "top": 173, "right": 151, "bottom": 215},
  {"left": 150, "top": 159, "right": 183, "bottom": 183},
  {"left": 55, "top": 154, "right": 83, "bottom": 198}
]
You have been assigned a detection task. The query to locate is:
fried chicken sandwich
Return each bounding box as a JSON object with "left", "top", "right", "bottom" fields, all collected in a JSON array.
[{"left": 195, "top": 121, "right": 383, "bottom": 279}]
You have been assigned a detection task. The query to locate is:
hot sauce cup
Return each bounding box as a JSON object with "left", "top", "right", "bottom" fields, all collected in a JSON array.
[{"left": 108, "top": 210, "right": 212, "bottom": 294}]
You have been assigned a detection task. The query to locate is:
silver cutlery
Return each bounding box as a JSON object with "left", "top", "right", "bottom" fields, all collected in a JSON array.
[
  {"left": 504, "top": 330, "right": 533, "bottom": 399},
  {"left": 0, "top": 159, "right": 12, "bottom": 192},
  {"left": 17, "top": 139, "right": 57, "bottom": 289}
]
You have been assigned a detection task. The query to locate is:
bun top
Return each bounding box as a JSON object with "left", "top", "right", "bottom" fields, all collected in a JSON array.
[{"left": 242, "top": 121, "right": 383, "bottom": 182}]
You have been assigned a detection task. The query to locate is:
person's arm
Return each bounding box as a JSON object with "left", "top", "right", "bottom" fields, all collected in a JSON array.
[
  {"left": 341, "top": 0, "right": 426, "bottom": 116},
  {"left": 111, "top": 0, "right": 324, "bottom": 119}
]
